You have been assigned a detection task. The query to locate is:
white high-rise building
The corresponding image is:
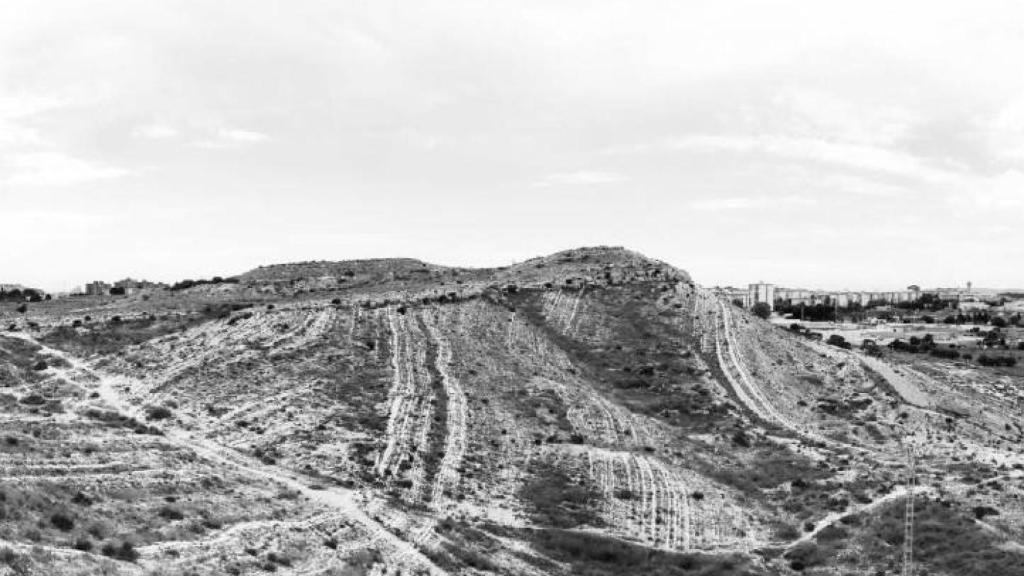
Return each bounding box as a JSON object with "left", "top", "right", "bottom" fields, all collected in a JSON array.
[{"left": 748, "top": 282, "right": 775, "bottom": 311}]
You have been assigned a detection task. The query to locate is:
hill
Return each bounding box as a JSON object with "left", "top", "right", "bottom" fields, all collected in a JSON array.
[{"left": 0, "top": 247, "right": 1022, "bottom": 575}]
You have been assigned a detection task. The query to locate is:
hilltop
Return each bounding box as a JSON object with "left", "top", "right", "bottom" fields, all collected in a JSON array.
[{"left": 0, "top": 247, "right": 1022, "bottom": 575}]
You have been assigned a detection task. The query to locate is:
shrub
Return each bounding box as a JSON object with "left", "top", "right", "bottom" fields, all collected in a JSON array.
[
  {"left": 752, "top": 302, "right": 771, "bottom": 319},
  {"left": 784, "top": 541, "right": 828, "bottom": 571},
  {"left": 973, "top": 505, "right": 1000, "bottom": 519},
  {"left": 32, "top": 360, "right": 48, "bottom": 371},
  {"left": 19, "top": 394, "right": 46, "bottom": 405},
  {"left": 101, "top": 541, "right": 138, "bottom": 562},
  {"left": 73, "top": 538, "right": 93, "bottom": 551},
  {"left": 731, "top": 430, "right": 751, "bottom": 447},
  {"left": 0, "top": 547, "right": 20, "bottom": 565},
  {"left": 826, "top": 334, "right": 852, "bottom": 349},
  {"left": 146, "top": 406, "right": 173, "bottom": 420},
  {"left": 51, "top": 512, "right": 74, "bottom": 531},
  {"left": 158, "top": 505, "right": 185, "bottom": 520},
  {"left": 977, "top": 355, "right": 1017, "bottom": 368},
  {"left": 929, "top": 348, "right": 960, "bottom": 360}
]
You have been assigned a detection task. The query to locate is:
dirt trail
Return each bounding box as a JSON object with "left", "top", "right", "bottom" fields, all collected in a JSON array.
[
  {"left": 8, "top": 332, "right": 447, "bottom": 576},
  {"left": 713, "top": 299, "right": 837, "bottom": 448},
  {"left": 786, "top": 485, "right": 933, "bottom": 549},
  {"left": 708, "top": 297, "right": 910, "bottom": 466}
]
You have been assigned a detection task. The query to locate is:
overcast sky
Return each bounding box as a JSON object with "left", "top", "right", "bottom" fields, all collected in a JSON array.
[{"left": 2, "top": 1, "right": 1023, "bottom": 292}]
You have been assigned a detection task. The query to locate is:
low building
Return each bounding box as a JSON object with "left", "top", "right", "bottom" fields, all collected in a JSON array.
[{"left": 85, "top": 281, "right": 112, "bottom": 296}]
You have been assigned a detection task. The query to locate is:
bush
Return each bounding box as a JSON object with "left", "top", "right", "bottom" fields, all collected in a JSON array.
[
  {"left": 19, "top": 394, "right": 46, "bottom": 405},
  {"left": 826, "top": 334, "right": 852, "bottom": 349},
  {"left": 101, "top": 541, "right": 138, "bottom": 562},
  {"left": 973, "top": 505, "right": 1000, "bottom": 519},
  {"left": 784, "top": 541, "right": 829, "bottom": 571},
  {"left": 752, "top": 302, "right": 772, "bottom": 319},
  {"left": 731, "top": 430, "right": 751, "bottom": 447},
  {"left": 929, "top": 348, "right": 960, "bottom": 360},
  {"left": 51, "top": 512, "right": 74, "bottom": 531},
  {"left": 32, "top": 360, "right": 48, "bottom": 371},
  {"left": 977, "top": 355, "right": 1017, "bottom": 367},
  {"left": 157, "top": 505, "right": 184, "bottom": 520},
  {"left": 146, "top": 406, "right": 173, "bottom": 420}
]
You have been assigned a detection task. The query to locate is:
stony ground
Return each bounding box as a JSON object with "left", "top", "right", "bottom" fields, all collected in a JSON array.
[{"left": 1, "top": 246, "right": 1022, "bottom": 575}]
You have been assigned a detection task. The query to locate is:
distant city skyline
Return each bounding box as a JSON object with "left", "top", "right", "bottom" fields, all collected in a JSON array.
[{"left": 3, "top": 1, "right": 1023, "bottom": 292}]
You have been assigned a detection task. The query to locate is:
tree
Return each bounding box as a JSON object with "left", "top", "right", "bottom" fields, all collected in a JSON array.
[
  {"left": 991, "top": 316, "right": 1009, "bottom": 328},
  {"left": 752, "top": 302, "right": 771, "bottom": 320}
]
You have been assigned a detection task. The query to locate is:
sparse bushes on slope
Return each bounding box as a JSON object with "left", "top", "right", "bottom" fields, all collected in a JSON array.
[
  {"left": 528, "top": 528, "right": 756, "bottom": 576},
  {"left": 170, "top": 277, "right": 239, "bottom": 291},
  {"left": 519, "top": 465, "right": 602, "bottom": 529},
  {"left": 977, "top": 354, "right": 1017, "bottom": 367},
  {"left": 929, "top": 347, "right": 960, "bottom": 360}
]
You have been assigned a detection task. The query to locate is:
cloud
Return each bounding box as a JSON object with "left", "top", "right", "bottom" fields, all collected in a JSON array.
[
  {"left": 690, "top": 194, "right": 814, "bottom": 212},
  {"left": 132, "top": 122, "right": 179, "bottom": 139},
  {"left": 691, "top": 197, "right": 761, "bottom": 211},
  {"left": 0, "top": 92, "right": 67, "bottom": 147},
  {"left": 989, "top": 96, "right": 1024, "bottom": 163},
  {"left": 0, "top": 93, "right": 67, "bottom": 121},
  {"left": 948, "top": 169, "right": 1024, "bottom": 213},
  {"left": 1, "top": 152, "right": 130, "bottom": 188},
  {"left": 668, "top": 134, "right": 957, "bottom": 183},
  {"left": 193, "top": 128, "right": 271, "bottom": 149},
  {"left": 533, "top": 170, "right": 627, "bottom": 187},
  {"left": 770, "top": 88, "right": 920, "bottom": 147}
]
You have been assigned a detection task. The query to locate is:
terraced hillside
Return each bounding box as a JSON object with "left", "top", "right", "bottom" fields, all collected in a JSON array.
[{"left": 2, "top": 247, "right": 1022, "bottom": 575}]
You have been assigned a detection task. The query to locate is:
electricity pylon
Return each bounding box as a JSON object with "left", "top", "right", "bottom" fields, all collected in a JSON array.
[{"left": 902, "top": 445, "right": 916, "bottom": 576}]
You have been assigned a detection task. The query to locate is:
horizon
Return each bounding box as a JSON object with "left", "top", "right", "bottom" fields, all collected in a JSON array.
[
  {"left": 3, "top": 245, "right": 1015, "bottom": 296},
  {"left": 3, "top": 1, "right": 1023, "bottom": 293}
]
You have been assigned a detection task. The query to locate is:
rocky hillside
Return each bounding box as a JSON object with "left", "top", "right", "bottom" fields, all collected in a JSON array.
[{"left": 1, "top": 247, "right": 1022, "bottom": 575}]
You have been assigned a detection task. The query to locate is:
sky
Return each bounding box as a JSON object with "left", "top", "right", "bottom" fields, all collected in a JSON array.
[{"left": 2, "top": 1, "right": 1023, "bottom": 293}]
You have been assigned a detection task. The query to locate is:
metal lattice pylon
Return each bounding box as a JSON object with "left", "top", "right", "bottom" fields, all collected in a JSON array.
[{"left": 902, "top": 446, "right": 916, "bottom": 576}]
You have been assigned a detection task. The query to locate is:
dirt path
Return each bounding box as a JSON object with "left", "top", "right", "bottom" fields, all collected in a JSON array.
[
  {"left": 9, "top": 333, "right": 446, "bottom": 576},
  {"left": 785, "top": 485, "right": 932, "bottom": 549},
  {"left": 709, "top": 298, "right": 912, "bottom": 467},
  {"left": 714, "top": 299, "right": 839, "bottom": 448}
]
